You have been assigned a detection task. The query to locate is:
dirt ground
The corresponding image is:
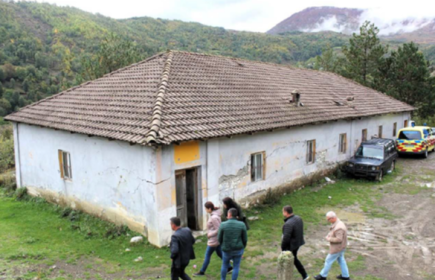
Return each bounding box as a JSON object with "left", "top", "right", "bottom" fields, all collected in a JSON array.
[
  {"left": 299, "top": 152, "right": 435, "bottom": 280},
  {"left": 1, "top": 152, "right": 434, "bottom": 280}
]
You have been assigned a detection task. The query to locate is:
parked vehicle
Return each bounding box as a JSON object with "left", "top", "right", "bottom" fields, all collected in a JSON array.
[
  {"left": 343, "top": 138, "right": 397, "bottom": 182},
  {"left": 396, "top": 126, "right": 435, "bottom": 158}
]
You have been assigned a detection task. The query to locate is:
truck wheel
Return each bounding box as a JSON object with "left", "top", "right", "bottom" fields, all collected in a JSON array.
[{"left": 376, "top": 170, "right": 383, "bottom": 182}]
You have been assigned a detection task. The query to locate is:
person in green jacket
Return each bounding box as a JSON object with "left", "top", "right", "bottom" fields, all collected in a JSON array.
[
  {"left": 222, "top": 197, "right": 250, "bottom": 230},
  {"left": 218, "top": 208, "right": 248, "bottom": 280}
]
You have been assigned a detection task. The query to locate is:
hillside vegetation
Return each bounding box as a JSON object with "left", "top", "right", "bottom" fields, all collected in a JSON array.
[{"left": 0, "top": 1, "right": 349, "bottom": 117}]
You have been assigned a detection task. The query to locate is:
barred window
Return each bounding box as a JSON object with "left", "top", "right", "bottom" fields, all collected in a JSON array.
[
  {"left": 251, "top": 152, "right": 264, "bottom": 182},
  {"left": 306, "top": 140, "right": 316, "bottom": 164}
]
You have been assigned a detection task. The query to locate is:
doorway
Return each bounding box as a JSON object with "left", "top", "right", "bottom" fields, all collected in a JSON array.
[{"left": 175, "top": 167, "right": 202, "bottom": 230}]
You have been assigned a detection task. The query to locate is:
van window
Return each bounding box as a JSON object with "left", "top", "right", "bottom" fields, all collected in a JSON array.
[{"left": 398, "top": 131, "right": 422, "bottom": 140}]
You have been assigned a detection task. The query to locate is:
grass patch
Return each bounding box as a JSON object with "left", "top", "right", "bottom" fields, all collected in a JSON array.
[{"left": 0, "top": 168, "right": 402, "bottom": 279}]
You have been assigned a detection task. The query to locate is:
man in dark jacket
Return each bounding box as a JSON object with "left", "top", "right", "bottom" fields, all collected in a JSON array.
[
  {"left": 281, "top": 205, "right": 309, "bottom": 280},
  {"left": 170, "top": 217, "right": 196, "bottom": 280},
  {"left": 218, "top": 208, "right": 248, "bottom": 280}
]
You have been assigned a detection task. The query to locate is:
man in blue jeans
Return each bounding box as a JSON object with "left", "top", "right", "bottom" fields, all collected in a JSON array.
[
  {"left": 315, "top": 211, "right": 351, "bottom": 280},
  {"left": 218, "top": 208, "right": 248, "bottom": 280}
]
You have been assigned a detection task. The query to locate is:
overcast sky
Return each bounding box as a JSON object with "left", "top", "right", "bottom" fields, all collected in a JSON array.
[{"left": 34, "top": 0, "right": 435, "bottom": 32}]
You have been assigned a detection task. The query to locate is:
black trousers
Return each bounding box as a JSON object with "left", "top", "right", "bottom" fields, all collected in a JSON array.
[
  {"left": 171, "top": 264, "right": 191, "bottom": 280},
  {"left": 292, "top": 247, "right": 308, "bottom": 279}
]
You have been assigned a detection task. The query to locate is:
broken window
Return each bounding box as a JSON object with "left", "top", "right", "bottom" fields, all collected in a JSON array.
[
  {"left": 393, "top": 122, "right": 397, "bottom": 137},
  {"left": 251, "top": 152, "right": 264, "bottom": 182},
  {"left": 306, "top": 140, "right": 316, "bottom": 164},
  {"left": 58, "top": 150, "right": 72, "bottom": 180},
  {"left": 362, "top": 129, "right": 368, "bottom": 142},
  {"left": 339, "top": 133, "right": 347, "bottom": 154},
  {"left": 378, "top": 126, "right": 383, "bottom": 138}
]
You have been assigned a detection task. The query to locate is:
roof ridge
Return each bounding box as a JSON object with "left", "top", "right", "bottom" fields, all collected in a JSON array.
[{"left": 144, "top": 51, "right": 174, "bottom": 144}]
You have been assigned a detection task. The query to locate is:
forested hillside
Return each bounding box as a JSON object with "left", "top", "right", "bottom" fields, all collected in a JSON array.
[
  {"left": 0, "top": 1, "right": 350, "bottom": 117},
  {"left": 0, "top": 1, "right": 434, "bottom": 121}
]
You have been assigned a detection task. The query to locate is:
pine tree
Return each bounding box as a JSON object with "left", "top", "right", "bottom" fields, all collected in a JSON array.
[
  {"left": 376, "top": 42, "right": 433, "bottom": 117},
  {"left": 342, "top": 21, "right": 388, "bottom": 86}
]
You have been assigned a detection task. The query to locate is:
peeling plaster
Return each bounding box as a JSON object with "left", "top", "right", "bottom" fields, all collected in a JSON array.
[{"left": 218, "top": 165, "right": 249, "bottom": 199}]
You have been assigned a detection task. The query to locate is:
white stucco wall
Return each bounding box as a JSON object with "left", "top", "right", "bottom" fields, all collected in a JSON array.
[
  {"left": 154, "top": 112, "right": 410, "bottom": 245},
  {"left": 13, "top": 123, "right": 164, "bottom": 245},
  {"left": 12, "top": 112, "right": 411, "bottom": 247}
]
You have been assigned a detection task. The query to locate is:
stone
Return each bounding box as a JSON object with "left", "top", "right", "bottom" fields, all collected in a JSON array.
[
  {"left": 125, "top": 248, "right": 131, "bottom": 252},
  {"left": 130, "top": 236, "right": 143, "bottom": 244},
  {"left": 277, "top": 251, "right": 294, "bottom": 280},
  {"left": 134, "top": 256, "right": 143, "bottom": 262},
  {"left": 328, "top": 196, "right": 332, "bottom": 199},
  {"left": 248, "top": 216, "right": 259, "bottom": 221},
  {"left": 325, "top": 177, "right": 331, "bottom": 182}
]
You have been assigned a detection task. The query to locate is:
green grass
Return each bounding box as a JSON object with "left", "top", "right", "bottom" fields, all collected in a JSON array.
[{"left": 0, "top": 170, "right": 401, "bottom": 279}]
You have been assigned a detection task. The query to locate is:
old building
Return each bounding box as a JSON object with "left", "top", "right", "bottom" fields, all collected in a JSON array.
[{"left": 6, "top": 51, "right": 413, "bottom": 246}]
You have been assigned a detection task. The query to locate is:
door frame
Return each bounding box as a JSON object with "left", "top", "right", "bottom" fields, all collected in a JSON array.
[{"left": 175, "top": 166, "right": 203, "bottom": 231}]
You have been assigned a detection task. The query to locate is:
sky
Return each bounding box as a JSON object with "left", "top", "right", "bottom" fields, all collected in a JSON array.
[{"left": 33, "top": 0, "right": 435, "bottom": 33}]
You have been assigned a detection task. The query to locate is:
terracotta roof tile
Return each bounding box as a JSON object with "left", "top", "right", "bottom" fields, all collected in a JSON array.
[{"left": 5, "top": 51, "right": 414, "bottom": 145}]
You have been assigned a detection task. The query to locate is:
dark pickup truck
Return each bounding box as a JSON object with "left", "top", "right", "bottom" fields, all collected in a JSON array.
[{"left": 343, "top": 138, "right": 398, "bottom": 182}]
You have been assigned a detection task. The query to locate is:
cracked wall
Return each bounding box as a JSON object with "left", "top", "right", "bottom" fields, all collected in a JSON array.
[
  {"left": 14, "top": 124, "right": 160, "bottom": 245},
  {"left": 214, "top": 113, "right": 411, "bottom": 203}
]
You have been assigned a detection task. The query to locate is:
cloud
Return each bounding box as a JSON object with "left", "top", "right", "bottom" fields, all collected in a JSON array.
[{"left": 32, "top": 0, "right": 435, "bottom": 33}]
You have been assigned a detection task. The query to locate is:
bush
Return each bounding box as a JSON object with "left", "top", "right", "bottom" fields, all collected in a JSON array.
[
  {"left": 14, "top": 187, "right": 28, "bottom": 201},
  {"left": 0, "top": 129, "right": 14, "bottom": 173}
]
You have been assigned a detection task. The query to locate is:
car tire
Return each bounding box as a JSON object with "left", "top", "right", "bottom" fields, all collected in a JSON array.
[
  {"left": 389, "top": 161, "right": 395, "bottom": 173},
  {"left": 376, "top": 170, "right": 383, "bottom": 182},
  {"left": 424, "top": 149, "right": 429, "bottom": 158}
]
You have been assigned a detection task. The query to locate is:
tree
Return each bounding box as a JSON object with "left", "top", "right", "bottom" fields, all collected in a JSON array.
[
  {"left": 0, "top": 98, "right": 12, "bottom": 116},
  {"left": 0, "top": 68, "right": 5, "bottom": 82},
  {"left": 0, "top": 83, "right": 3, "bottom": 98},
  {"left": 342, "top": 21, "right": 388, "bottom": 86},
  {"left": 314, "top": 45, "right": 342, "bottom": 72},
  {"left": 81, "top": 33, "right": 143, "bottom": 81},
  {"left": 2, "top": 63, "right": 16, "bottom": 80},
  {"left": 375, "top": 42, "right": 432, "bottom": 116}
]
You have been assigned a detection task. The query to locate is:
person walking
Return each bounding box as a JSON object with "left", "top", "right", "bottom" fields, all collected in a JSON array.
[
  {"left": 222, "top": 197, "right": 249, "bottom": 230},
  {"left": 218, "top": 208, "right": 248, "bottom": 280},
  {"left": 194, "top": 202, "right": 232, "bottom": 276},
  {"left": 170, "top": 217, "right": 196, "bottom": 280},
  {"left": 314, "top": 211, "right": 351, "bottom": 280},
  {"left": 281, "top": 205, "right": 309, "bottom": 280}
]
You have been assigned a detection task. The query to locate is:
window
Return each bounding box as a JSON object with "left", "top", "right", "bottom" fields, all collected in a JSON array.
[
  {"left": 378, "top": 126, "right": 383, "bottom": 138},
  {"left": 58, "top": 150, "right": 72, "bottom": 180},
  {"left": 362, "top": 129, "right": 367, "bottom": 142},
  {"left": 404, "top": 120, "right": 408, "bottom": 128},
  {"left": 250, "top": 152, "right": 264, "bottom": 182},
  {"left": 393, "top": 122, "right": 397, "bottom": 137},
  {"left": 339, "top": 133, "right": 347, "bottom": 153},
  {"left": 306, "top": 140, "right": 316, "bottom": 164}
]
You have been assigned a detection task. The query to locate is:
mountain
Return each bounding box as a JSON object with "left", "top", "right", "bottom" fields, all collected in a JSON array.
[
  {"left": 0, "top": 1, "right": 348, "bottom": 117},
  {"left": 267, "top": 7, "right": 435, "bottom": 45}
]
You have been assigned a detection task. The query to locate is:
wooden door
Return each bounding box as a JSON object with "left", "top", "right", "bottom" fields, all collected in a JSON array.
[{"left": 175, "top": 170, "right": 187, "bottom": 227}]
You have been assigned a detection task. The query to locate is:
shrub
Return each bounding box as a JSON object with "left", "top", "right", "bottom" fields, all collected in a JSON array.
[
  {"left": 0, "top": 131, "right": 14, "bottom": 173},
  {"left": 14, "top": 187, "right": 28, "bottom": 201}
]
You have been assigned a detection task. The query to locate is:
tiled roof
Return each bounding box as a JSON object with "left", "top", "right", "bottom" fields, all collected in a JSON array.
[{"left": 5, "top": 51, "right": 414, "bottom": 145}]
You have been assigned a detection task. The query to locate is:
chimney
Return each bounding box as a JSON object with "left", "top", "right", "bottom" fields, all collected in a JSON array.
[{"left": 291, "top": 90, "right": 302, "bottom": 107}]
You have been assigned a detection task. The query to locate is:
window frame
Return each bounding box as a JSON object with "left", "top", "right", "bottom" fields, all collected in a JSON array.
[
  {"left": 306, "top": 139, "right": 316, "bottom": 164},
  {"left": 58, "top": 150, "right": 72, "bottom": 180},
  {"left": 250, "top": 152, "right": 265, "bottom": 182},
  {"left": 362, "top": 129, "right": 368, "bottom": 142},
  {"left": 404, "top": 120, "right": 408, "bottom": 128},
  {"left": 339, "top": 133, "right": 347, "bottom": 154},
  {"left": 378, "top": 125, "right": 383, "bottom": 138},
  {"left": 393, "top": 122, "right": 397, "bottom": 137}
]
